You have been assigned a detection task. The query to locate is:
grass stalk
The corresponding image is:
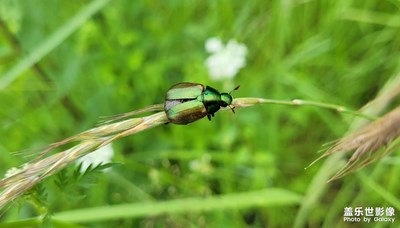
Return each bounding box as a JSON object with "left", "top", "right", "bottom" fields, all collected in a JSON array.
[
  {"left": 0, "top": 112, "right": 168, "bottom": 209},
  {"left": 0, "top": 0, "right": 111, "bottom": 90},
  {"left": 0, "top": 96, "right": 384, "bottom": 210}
]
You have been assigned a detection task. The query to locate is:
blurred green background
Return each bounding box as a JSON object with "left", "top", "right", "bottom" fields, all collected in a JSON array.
[{"left": 1, "top": 0, "right": 399, "bottom": 227}]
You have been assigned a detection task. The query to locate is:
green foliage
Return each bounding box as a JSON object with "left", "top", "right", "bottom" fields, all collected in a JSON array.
[
  {"left": 53, "top": 162, "right": 120, "bottom": 200},
  {"left": 0, "top": 0, "right": 399, "bottom": 227}
]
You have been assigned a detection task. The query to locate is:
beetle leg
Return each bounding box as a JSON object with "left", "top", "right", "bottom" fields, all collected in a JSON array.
[
  {"left": 207, "top": 114, "right": 212, "bottom": 121},
  {"left": 229, "top": 105, "right": 236, "bottom": 114}
]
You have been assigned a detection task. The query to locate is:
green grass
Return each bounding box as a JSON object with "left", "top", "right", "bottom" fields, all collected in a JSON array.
[{"left": 1, "top": 0, "right": 400, "bottom": 227}]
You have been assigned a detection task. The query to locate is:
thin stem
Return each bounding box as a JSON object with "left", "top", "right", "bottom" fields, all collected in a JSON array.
[{"left": 232, "top": 97, "right": 377, "bottom": 121}]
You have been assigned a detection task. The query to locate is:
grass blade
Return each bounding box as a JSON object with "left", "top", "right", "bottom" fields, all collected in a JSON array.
[
  {"left": 0, "top": 0, "right": 111, "bottom": 90},
  {"left": 52, "top": 188, "right": 301, "bottom": 222}
]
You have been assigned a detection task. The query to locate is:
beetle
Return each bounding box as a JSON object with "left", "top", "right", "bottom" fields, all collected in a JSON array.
[{"left": 164, "top": 82, "right": 240, "bottom": 125}]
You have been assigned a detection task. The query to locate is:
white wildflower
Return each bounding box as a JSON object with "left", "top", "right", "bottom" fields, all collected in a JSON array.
[
  {"left": 205, "top": 37, "right": 224, "bottom": 53},
  {"left": 205, "top": 37, "right": 248, "bottom": 80},
  {"left": 76, "top": 143, "right": 114, "bottom": 172}
]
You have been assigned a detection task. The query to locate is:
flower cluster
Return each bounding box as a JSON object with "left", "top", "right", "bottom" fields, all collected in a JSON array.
[{"left": 205, "top": 37, "right": 248, "bottom": 80}]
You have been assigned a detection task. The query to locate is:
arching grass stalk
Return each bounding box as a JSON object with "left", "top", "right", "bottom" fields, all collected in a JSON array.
[
  {"left": 0, "top": 112, "right": 168, "bottom": 210},
  {"left": 0, "top": 98, "right": 373, "bottom": 210}
]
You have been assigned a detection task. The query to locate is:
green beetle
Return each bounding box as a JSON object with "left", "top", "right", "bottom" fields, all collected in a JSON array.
[{"left": 164, "top": 82, "right": 239, "bottom": 125}]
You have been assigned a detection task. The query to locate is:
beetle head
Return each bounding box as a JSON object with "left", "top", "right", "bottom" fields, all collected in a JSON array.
[
  {"left": 221, "top": 85, "right": 240, "bottom": 113},
  {"left": 220, "top": 93, "right": 233, "bottom": 107}
]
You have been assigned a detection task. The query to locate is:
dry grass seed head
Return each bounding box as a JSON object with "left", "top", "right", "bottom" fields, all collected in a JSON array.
[{"left": 320, "top": 106, "right": 400, "bottom": 181}]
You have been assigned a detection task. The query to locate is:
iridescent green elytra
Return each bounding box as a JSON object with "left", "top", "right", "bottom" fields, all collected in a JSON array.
[{"left": 164, "top": 82, "right": 239, "bottom": 125}]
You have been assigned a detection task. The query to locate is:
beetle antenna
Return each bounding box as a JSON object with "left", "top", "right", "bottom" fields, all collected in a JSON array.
[{"left": 229, "top": 85, "right": 240, "bottom": 94}]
